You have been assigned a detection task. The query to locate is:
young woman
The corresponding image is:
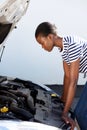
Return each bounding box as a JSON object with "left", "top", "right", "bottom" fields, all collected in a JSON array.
[{"left": 35, "top": 22, "right": 87, "bottom": 130}]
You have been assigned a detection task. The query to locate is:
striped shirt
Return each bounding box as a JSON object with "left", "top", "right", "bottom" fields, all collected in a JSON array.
[{"left": 61, "top": 36, "right": 87, "bottom": 76}]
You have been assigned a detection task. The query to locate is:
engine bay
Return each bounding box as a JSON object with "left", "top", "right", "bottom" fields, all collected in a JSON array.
[{"left": 0, "top": 76, "right": 74, "bottom": 130}]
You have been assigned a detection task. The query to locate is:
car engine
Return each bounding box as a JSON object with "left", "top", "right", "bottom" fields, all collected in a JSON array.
[{"left": 0, "top": 76, "right": 74, "bottom": 130}]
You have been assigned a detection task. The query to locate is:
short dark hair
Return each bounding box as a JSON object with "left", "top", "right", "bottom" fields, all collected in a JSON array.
[{"left": 35, "top": 22, "right": 57, "bottom": 38}]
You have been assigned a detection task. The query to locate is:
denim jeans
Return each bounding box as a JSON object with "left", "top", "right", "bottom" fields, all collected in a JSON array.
[{"left": 74, "top": 82, "right": 87, "bottom": 130}]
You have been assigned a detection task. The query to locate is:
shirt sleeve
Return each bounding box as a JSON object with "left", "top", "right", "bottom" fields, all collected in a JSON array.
[{"left": 68, "top": 42, "right": 81, "bottom": 63}]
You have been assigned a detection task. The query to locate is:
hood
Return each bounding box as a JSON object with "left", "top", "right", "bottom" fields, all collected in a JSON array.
[{"left": 0, "top": 0, "right": 30, "bottom": 51}]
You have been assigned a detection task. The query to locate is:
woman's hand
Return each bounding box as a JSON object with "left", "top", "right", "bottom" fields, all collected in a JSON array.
[{"left": 62, "top": 112, "right": 76, "bottom": 130}]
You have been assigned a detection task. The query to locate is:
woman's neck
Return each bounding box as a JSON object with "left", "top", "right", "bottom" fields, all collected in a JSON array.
[{"left": 54, "top": 36, "right": 63, "bottom": 50}]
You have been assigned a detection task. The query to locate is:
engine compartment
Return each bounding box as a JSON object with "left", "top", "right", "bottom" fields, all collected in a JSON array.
[{"left": 0, "top": 76, "right": 74, "bottom": 130}]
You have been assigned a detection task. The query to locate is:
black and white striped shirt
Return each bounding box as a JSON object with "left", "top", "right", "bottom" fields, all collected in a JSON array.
[{"left": 61, "top": 36, "right": 87, "bottom": 76}]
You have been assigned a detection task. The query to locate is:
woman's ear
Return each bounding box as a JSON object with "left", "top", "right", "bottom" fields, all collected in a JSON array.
[{"left": 47, "top": 34, "right": 54, "bottom": 40}]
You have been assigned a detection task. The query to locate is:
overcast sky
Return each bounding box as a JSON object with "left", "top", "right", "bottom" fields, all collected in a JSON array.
[{"left": 0, "top": 0, "right": 87, "bottom": 84}]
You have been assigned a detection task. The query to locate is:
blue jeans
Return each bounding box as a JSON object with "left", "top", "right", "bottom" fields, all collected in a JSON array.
[{"left": 74, "top": 82, "right": 87, "bottom": 130}]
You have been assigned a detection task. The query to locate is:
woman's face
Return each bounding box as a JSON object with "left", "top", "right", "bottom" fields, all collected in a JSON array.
[{"left": 36, "top": 34, "right": 55, "bottom": 52}]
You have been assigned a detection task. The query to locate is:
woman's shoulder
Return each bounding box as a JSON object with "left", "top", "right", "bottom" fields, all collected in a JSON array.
[{"left": 63, "top": 35, "right": 87, "bottom": 44}]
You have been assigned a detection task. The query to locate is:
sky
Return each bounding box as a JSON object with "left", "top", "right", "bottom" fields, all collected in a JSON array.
[{"left": 0, "top": 0, "right": 87, "bottom": 85}]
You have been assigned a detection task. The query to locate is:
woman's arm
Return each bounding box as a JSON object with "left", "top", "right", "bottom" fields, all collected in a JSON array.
[
  {"left": 62, "top": 59, "right": 80, "bottom": 130},
  {"left": 61, "top": 61, "right": 70, "bottom": 102}
]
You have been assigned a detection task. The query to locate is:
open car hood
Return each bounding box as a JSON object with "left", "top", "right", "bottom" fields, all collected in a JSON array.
[
  {"left": 0, "top": 0, "right": 30, "bottom": 51},
  {"left": 0, "top": 75, "right": 75, "bottom": 130}
]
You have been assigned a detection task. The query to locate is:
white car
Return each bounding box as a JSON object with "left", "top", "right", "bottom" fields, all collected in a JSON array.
[{"left": 0, "top": 1, "right": 76, "bottom": 130}]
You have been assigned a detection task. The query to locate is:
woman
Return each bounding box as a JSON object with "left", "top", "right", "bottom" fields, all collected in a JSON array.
[{"left": 35, "top": 22, "right": 87, "bottom": 130}]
